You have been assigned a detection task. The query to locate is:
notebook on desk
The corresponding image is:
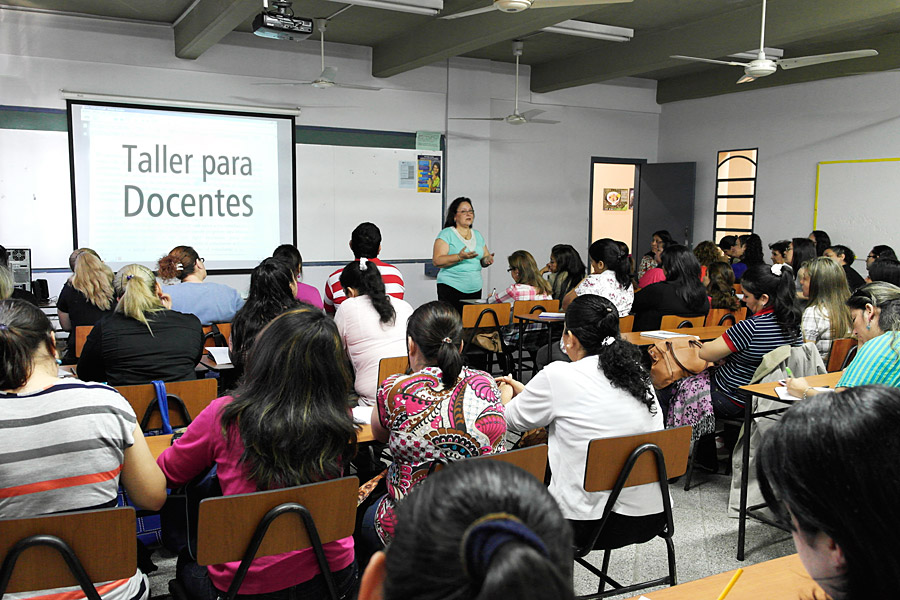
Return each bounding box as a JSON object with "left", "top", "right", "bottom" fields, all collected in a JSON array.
[{"left": 639, "top": 330, "right": 696, "bottom": 340}]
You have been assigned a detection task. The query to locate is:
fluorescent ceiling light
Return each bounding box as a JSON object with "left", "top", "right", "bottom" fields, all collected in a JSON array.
[
  {"left": 323, "top": 0, "right": 442, "bottom": 16},
  {"left": 541, "top": 20, "right": 633, "bottom": 42},
  {"left": 60, "top": 90, "right": 302, "bottom": 116},
  {"left": 729, "top": 47, "right": 784, "bottom": 60}
]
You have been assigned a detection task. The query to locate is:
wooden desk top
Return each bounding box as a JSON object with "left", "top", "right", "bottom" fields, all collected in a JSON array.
[
  {"left": 199, "top": 354, "right": 234, "bottom": 371},
  {"left": 622, "top": 326, "right": 728, "bottom": 347},
  {"left": 739, "top": 371, "right": 844, "bottom": 401},
  {"left": 623, "top": 554, "right": 822, "bottom": 600},
  {"left": 515, "top": 313, "right": 564, "bottom": 323},
  {"left": 146, "top": 425, "right": 375, "bottom": 460}
]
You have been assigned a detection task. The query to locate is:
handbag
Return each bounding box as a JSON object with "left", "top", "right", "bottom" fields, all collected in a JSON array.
[
  {"left": 140, "top": 380, "right": 192, "bottom": 436},
  {"left": 647, "top": 337, "right": 710, "bottom": 389}
]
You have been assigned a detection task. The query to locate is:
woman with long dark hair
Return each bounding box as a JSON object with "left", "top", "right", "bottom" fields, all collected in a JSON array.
[
  {"left": 432, "top": 197, "right": 494, "bottom": 312},
  {"left": 700, "top": 264, "right": 802, "bottom": 417},
  {"left": 363, "top": 301, "right": 506, "bottom": 550},
  {"left": 57, "top": 248, "right": 116, "bottom": 363},
  {"left": 867, "top": 258, "right": 900, "bottom": 286},
  {"left": 562, "top": 238, "right": 633, "bottom": 314},
  {"left": 741, "top": 233, "right": 766, "bottom": 267},
  {"left": 866, "top": 244, "right": 898, "bottom": 269},
  {"left": 359, "top": 460, "right": 574, "bottom": 600},
  {"left": 758, "top": 385, "right": 900, "bottom": 600},
  {"left": 272, "top": 243, "right": 324, "bottom": 309},
  {"left": 158, "top": 245, "right": 244, "bottom": 325},
  {"left": 788, "top": 237, "right": 817, "bottom": 295},
  {"left": 541, "top": 244, "right": 586, "bottom": 300},
  {"left": 336, "top": 258, "right": 413, "bottom": 406},
  {"left": 636, "top": 230, "right": 673, "bottom": 281},
  {"left": 158, "top": 308, "right": 358, "bottom": 599},
  {"left": 498, "top": 294, "right": 663, "bottom": 548},
  {"left": 631, "top": 245, "right": 710, "bottom": 331},
  {"left": 230, "top": 257, "right": 300, "bottom": 372},
  {"left": 809, "top": 230, "right": 832, "bottom": 257}
]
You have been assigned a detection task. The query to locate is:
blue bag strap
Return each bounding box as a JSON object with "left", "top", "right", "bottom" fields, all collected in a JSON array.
[{"left": 151, "top": 380, "right": 173, "bottom": 435}]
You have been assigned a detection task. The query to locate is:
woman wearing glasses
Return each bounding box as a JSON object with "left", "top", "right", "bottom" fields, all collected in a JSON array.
[
  {"left": 432, "top": 197, "right": 494, "bottom": 313},
  {"left": 158, "top": 245, "right": 244, "bottom": 325}
]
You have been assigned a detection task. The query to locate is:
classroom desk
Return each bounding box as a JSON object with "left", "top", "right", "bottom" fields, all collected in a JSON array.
[
  {"left": 622, "top": 554, "right": 822, "bottom": 600},
  {"left": 199, "top": 354, "right": 233, "bottom": 371},
  {"left": 145, "top": 425, "right": 377, "bottom": 460},
  {"left": 620, "top": 326, "right": 729, "bottom": 347},
  {"left": 735, "top": 371, "right": 843, "bottom": 560},
  {"left": 513, "top": 313, "right": 564, "bottom": 379}
]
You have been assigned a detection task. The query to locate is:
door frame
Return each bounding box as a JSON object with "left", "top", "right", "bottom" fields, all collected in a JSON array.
[{"left": 588, "top": 156, "right": 648, "bottom": 260}]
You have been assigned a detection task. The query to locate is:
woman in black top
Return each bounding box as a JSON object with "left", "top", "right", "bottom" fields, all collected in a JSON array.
[
  {"left": 57, "top": 248, "right": 116, "bottom": 364},
  {"left": 631, "top": 245, "right": 709, "bottom": 331}
]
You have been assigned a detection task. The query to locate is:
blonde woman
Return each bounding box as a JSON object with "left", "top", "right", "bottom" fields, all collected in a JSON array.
[
  {"left": 493, "top": 250, "right": 553, "bottom": 304},
  {"left": 0, "top": 264, "right": 12, "bottom": 300},
  {"left": 801, "top": 257, "right": 853, "bottom": 362},
  {"left": 58, "top": 248, "right": 116, "bottom": 363},
  {"left": 77, "top": 264, "right": 204, "bottom": 385}
]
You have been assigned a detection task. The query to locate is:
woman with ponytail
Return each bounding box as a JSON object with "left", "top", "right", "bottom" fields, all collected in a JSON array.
[
  {"left": 563, "top": 238, "right": 633, "bottom": 314},
  {"left": 57, "top": 248, "right": 116, "bottom": 363},
  {"left": 359, "top": 459, "right": 574, "bottom": 600},
  {"left": 364, "top": 301, "right": 506, "bottom": 551},
  {"left": 335, "top": 258, "right": 414, "bottom": 406},
  {"left": 158, "top": 245, "right": 243, "bottom": 325},
  {"left": 498, "top": 295, "right": 664, "bottom": 547},
  {"left": 77, "top": 264, "right": 204, "bottom": 385},
  {"left": 699, "top": 263, "right": 803, "bottom": 418}
]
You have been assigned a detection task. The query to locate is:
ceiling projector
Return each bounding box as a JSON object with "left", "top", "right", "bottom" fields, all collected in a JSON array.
[{"left": 252, "top": 2, "right": 313, "bottom": 41}]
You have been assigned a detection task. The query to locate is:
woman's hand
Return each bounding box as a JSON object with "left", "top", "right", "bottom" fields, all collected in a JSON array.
[
  {"left": 481, "top": 252, "right": 495, "bottom": 267},
  {"left": 786, "top": 377, "right": 819, "bottom": 399},
  {"left": 495, "top": 374, "right": 525, "bottom": 405},
  {"left": 158, "top": 291, "right": 173, "bottom": 309},
  {"left": 459, "top": 250, "right": 478, "bottom": 260}
]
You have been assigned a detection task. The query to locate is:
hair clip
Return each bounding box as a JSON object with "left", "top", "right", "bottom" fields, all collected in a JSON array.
[
  {"left": 771, "top": 263, "right": 786, "bottom": 276},
  {"left": 0, "top": 324, "right": 8, "bottom": 331},
  {"left": 359, "top": 257, "right": 368, "bottom": 270},
  {"left": 125, "top": 274, "right": 133, "bottom": 281},
  {"left": 442, "top": 337, "right": 453, "bottom": 344},
  {"left": 602, "top": 336, "right": 615, "bottom": 346},
  {"left": 176, "top": 263, "right": 183, "bottom": 270}
]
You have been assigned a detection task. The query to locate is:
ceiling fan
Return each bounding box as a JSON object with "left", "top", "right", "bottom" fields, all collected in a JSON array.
[
  {"left": 255, "top": 19, "right": 381, "bottom": 90},
  {"left": 670, "top": 0, "right": 878, "bottom": 84},
  {"left": 441, "top": 0, "right": 630, "bottom": 21},
  {"left": 450, "top": 41, "right": 559, "bottom": 125}
]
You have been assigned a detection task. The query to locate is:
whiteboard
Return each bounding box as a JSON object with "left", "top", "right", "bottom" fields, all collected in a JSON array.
[
  {"left": 815, "top": 158, "right": 900, "bottom": 261},
  {"left": 296, "top": 144, "right": 443, "bottom": 262}
]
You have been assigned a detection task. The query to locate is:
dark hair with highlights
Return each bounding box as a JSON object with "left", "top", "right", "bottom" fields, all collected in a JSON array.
[
  {"left": 548, "top": 244, "right": 586, "bottom": 300},
  {"left": 384, "top": 459, "right": 574, "bottom": 600},
  {"left": 707, "top": 262, "right": 740, "bottom": 311},
  {"left": 157, "top": 245, "right": 201, "bottom": 281},
  {"left": 0, "top": 299, "right": 56, "bottom": 390},
  {"left": 220, "top": 308, "right": 356, "bottom": 490},
  {"left": 565, "top": 295, "right": 655, "bottom": 413},
  {"left": 407, "top": 301, "right": 463, "bottom": 387}
]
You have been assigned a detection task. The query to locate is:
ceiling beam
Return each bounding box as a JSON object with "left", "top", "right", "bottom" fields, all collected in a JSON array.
[
  {"left": 530, "top": 0, "right": 900, "bottom": 93},
  {"left": 371, "top": 4, "right": 607, "bottom": 78},
  {"left": 174, "top": 0, "right": 259, "bottom": 59},
  {"left": 655, "top": 30, "right": 900, "bottom": 104}
]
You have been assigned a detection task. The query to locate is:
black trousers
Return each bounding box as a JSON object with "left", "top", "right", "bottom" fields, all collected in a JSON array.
[{"left": 437, "top": 283, "right": 481, "bottom": 315}]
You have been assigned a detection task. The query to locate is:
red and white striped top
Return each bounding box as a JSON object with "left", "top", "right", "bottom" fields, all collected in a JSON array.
[{"left": 324, "top": 258, "right": 405, "bottom": 314}]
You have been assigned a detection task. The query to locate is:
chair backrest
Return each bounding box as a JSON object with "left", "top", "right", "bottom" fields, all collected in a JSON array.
[
  {"left": 583, "top": 427, "right": 691, "bottom": 493},
  {"left": 195, "top": 476, "right": 358, "bottom": 567},
  {"left": 659, "top": 315, "right": 705, "bottom": 330},
  {"left": 704, "top": 307, "right": 748, "bottom": 327},
  {"left": 461, "top": 303, "right": 512, "bottom": 330},
  {"left": 433, "top": 445, "right": 549, "bottom": 482},
  {"left": 377, "top": 355, "right": 409, "bottom": 389},
  {"left": 826, "top": 338, "right": 858, "bottom": 373},
  {"left": 619, "top": 314, "right": 635, "bottom": 333},
  {"left": 511, "top": 299, "right": 559, "bottom": 320},
  {"left": 733, "top": 283, "right": 743, "bottom": 295},
  {"left": 115, "top": 378, "right": 217, "bottom": 430},
  {"left": 202, "top": 323, "right": 232, "bottom": 348},
  {"left": 0, "top": 507, "right": 136, "bottom": 595},
  {"left": 74, "top": 325, "right": 93, "bottom": 358}
]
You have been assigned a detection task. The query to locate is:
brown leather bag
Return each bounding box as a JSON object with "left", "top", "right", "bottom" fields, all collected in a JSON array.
[{"left": 647, "top": 337, "right": 711, "bottom": 389}]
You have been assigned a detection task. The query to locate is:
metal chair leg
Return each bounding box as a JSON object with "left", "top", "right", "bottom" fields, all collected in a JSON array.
[{"left": 597, "top": 549, "right": 612, "bottom": 594}]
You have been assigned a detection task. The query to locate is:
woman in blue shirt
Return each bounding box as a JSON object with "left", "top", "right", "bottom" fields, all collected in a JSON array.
[{"left": 432, "top": 197, "right": 494, "bottom": 313}]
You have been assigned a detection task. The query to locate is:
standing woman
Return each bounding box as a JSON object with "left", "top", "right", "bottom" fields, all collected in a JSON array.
[
  {"left": 637, "top": 230, "right": 673, "bottom": 281},
  {"left": 563, "top": 238, "right": 633, "bottom": 315},
  {"left": 57, "top": 248, "right": 116, "bottom": 364},
  {"left": 335, "top": 259, "right": 414, "bottom": 407},
  {"left": 158, "top": 309, "right": 358, "bottom": 599},
  {"left": 800, "top": 257, "right": 852, "bottom": 362},
  {"left": 542, "top": 244, "right": 586, "bottom": 301},
  {"left": 432, "top": 197, "right": 494, "bottom": 312},
  {"left": 158, "top": 245, "right": 244, "bottom": 325},
  {"left": 272, "top": 244, "right": 324, "bottom": 309}
]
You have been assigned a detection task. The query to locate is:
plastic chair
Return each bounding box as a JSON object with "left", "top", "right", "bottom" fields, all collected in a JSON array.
[
  {"left": 202, "top": 323, "right": 232, "bottom": 348},
  {"left": 573, "top": 427, "right": 691, "bottom": 599},
  {"left": 432, "top": 445, "right": 549, "bottom": 482},
  {"left": 74, "top": 325, "right": 93, "bottom": 358},
  {"left": 461, "top": 303, "right": 512, "bottom": 375},
  {"left": 0, "top": 507, "right": 136, "bottom": 600},
  {"left": 619, "top": 315, "right": 635, "bottom": 333},
  {"left": 826, "top": 338, "right": 858, "bottom": 372},
  {"left": 115, "top": 378, "right": 217, "bottom": 430},
  {"left": 168, "top": 476, "right": 359, "bottom": 600},
  {"left": 704, "top": 307, "right": 747, "bottom": 327},
  {"left": 377, "top": 355, "right": 409, "bottom": 389},
  {"left": 659, "top": 315, "right": 705, "bottom": 329},
  {"left": 511, "top": 299, "right": 559, "bottom": 379}
]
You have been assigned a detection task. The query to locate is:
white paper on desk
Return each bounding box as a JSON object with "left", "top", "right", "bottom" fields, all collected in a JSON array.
[
  {"left": 539, "top": 312, "right": 565, "bottom": 319},
  {"left": 58, "top": 367, "right": 74, "bottom": 378},
  {"left": 774, "top": 385, "right": 831, "bottom": 400},
  {"left": 207, "top": 347, "right": 232, "bottom": 365},
  {"left": 640, "top": 330, "right": 696, "bottom": 340},
  {"left": 352, "top": 406, "right": 374, "bottom": 425}
]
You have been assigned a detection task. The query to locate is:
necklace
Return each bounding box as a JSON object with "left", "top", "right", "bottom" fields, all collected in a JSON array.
[{"left": 453, "top": 227, "right": 477, "bottom": 252}]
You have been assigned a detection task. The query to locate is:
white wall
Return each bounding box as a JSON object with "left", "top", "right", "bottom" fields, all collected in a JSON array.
[
  {"left": 2, "top": 9, "right": 660, "bottom": 306},
  {"left": 658, "top": 71, "right": 900, "bottom": 248}
]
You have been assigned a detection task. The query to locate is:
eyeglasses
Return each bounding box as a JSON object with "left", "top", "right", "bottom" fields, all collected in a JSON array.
[
  {"left": 507, "top": 267, "right": 516, "bottom": 272},
  {"left": 457, "top": 209, "right": 475, "bottom": 215},
  {"left": 198, "top": 258, "right": 205, "bottom": 264},
  {"left": 868, "top": 254, "right": 877, "bottom": 259}
]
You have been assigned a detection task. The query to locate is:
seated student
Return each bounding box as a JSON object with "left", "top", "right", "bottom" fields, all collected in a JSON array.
[
  {"left": 541, "top": 243, "right": 586, "bottom": 301},
  {"left": 693, "top": 239, "right": 725, "bottom": 283},
  {"left": 700, "top": 264, "right": 802, "bottom": 418},
  {"left": 325, "top": 222, "right": 405, "bottom": 314},
  {"left": 0, "top": 245, "right": 38, "bottom": 305},
  {"left": 498, "top": 295, "right": 663, "bottom": 549},
  {"left": 866, "top": 244, "right": 898, "bottom": 269},
  {"left": 706, "top": 261, "right": 741, "bottom": 311},
  {"left": 157, "top": 309, "right": 358, "bottom": 600},
  {"left": 799, "top": 257, "right": 852, "bottom": 363},
  {"left": 57, "top": 248, "right": 116, "bottom": 364},
  {"left": 636, "top": 230, "right": 672, "bottom": 282},
  {"left": 631, "top": 245, "right": 710, "bottom": 332},
  {"left": 0, "top": 298, "right": 166, "bottom": 600},
  {"left": 769, "top": 239, "right": 791, "bottom": 265},
  {"left": 789, "top": 237, "right": 817, "bottom": 295},
  {"left": 637, "top": 236, "right": 671, "bottom": 289},
  {"left": 758, "top": 385, "right": 900, "bottom": 600},
  {"left": 0, "top": 264, "right": 12, "bottom": 300},
  {"left": 719, "top": 235, "right": 747, "bottom": 281},
  {"left": 272, "top": 243, "right": 324, "bottom": 309},
  {"left": 77, "top": 264, "right": 204, "bottom": 386},
  {"left": 788, "top": 282, "right": 900, "bottom": 397},
  {"left": 335, "top": 259, "right": 413, "bottom": 407},
  {"left": 359, "top": 460, "right": 575, "bottom": 600},
  {"left": 492, "top": 250, "right": 553, "bottom": 346},
  {"left": 564, "top": 238, "right": 633, "bottom": 316},
  {"left": 364, "top": 301, "right": 506, "bottom": 550},
  {"left": 741, "top": 234, "right": 766, "bottom": 269},
  {"left": 809, "top": 229, "right": 832, "bottom": 257},
  {"left": 230, "top": 257, "right": 300, "bottom": 373},
  {"left": 867, "top": 258, "right": 900, "bottom": 286},
  {"left": 824, "top": 244, "right": 865, "bottom": 291},
  {"left": 158, "top": 246, "right": 244, "bottom": 325}
]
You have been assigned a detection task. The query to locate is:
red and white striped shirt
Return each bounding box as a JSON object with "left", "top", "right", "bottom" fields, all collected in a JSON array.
[{"left": 324, "top": 258, "right": 405, "bottom": 314}]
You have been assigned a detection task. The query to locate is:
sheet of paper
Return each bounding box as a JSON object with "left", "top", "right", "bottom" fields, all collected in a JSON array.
[
  {"left": 538, "top": 312, "right": 565, "bottom": 319},
  {"left": 640, "top": 330, "right": 695, "bottom": 339},
  {"left": 774, "top": 385, "right": 831, "bottom": 400},
  {"left": 207, "top": 346, "right": 232, "bottom": 365},
  {"left": 352, "top": 406, "right": 374, "bottom": 425}
]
